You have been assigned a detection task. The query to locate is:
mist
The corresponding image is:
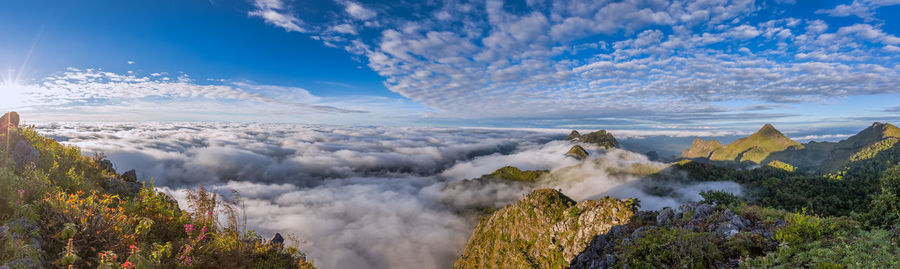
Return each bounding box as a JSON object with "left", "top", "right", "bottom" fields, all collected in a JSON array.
[{"left": 35, "top": 122, "right": 741, "bottom": 269}]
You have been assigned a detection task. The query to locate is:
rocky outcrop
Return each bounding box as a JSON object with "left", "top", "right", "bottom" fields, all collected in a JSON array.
[
  {"left": 566, "top": 145, "right": 589, "bottom": 160},
  {"left": 13, "top": 140, "right": 39, "bottom": 167},
  {"left": 567, "top": 130, "right": 619, "bottom": 149},
  {"left": 570, "top": 203, "right": 782, "bottom": 269},
  {"left": 0, "top": 217, "right": 44, "bottom": 268},
  {"left": 0, "top": 111, "right": 19, "bottom": 133},
  {"left": 454, "top": 189, "right": 636, "bottom": 269},
  {"left": 122, "top": 169, "right": 138, "bottom": 182}
]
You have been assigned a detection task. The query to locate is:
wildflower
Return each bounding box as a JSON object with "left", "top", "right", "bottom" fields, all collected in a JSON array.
[
  {"left": 17, "top": 189, "right": 24, "bottom": 197},
  {"left": 197, "top": 226, "right": 207, "bottom": 241},
  {"left": 184, "top": 224, "right": 194, "bottom": 234},
  {"left": 121, "top": 261, "right": 134, "bottom": 268}
]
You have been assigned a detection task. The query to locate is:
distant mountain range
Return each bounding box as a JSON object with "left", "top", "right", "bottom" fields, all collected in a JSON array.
[{"left": 680, "top": 122, "right": 900, "bottom": 174}]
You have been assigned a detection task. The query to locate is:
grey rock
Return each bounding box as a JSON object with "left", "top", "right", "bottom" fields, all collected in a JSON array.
[
  {"left": 5, "top": 257, "right": 37, "bottom": 269},
  {"left": 691, "top": 204, "right": 714, "bottom": 222},
  {"left": 607, "top": 225, "right": 628, "bottom": 239},
  {"left": 728, "top": 214, "right": 749, "bottom": 230},
  {"left": 716, "top": 223, "right": 739, "bottom": 238},
  {"left": 13, "top": 141, "right": 39, "bottom": 166},
  {"left": 125, "top": 181, "right": 142, "bottom": 194},
  {"left": 631, "top": 226, "right": 651, "bottom": 241},
  {"left": 570, "top": 235, "right": 611, "bottom": 269},
  {"left": 122, "top": 169, "right": 138, "bottom": 182},
  {"left": 656, "top": 208, "right": 674, "bottom": 226},
  {"left": 99, "top": 159, "right": 115, "bottom": 173},
  {"left": 271, "top": 233, "right": 285, "bottom": 245},
  {"left": 605, "top": 254, "right": 616, "bottom": 266}
]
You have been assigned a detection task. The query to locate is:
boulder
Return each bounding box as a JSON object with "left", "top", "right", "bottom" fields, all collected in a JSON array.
[
  {"left": 122, "top": 169, "right": 138, "bottom": 182},
  {"left": 0, "top": 112, "right": 19, "bottom": 133},
  {"left": 99, "top": 159, "right": 115, "bottom": 173},
  {"left": 271, "top": 233, "right": 285, "bottom": 245},
  {"left": 656, "top": 208, "right": 674, "bottom": 226},
  {"left": 13, "top": 141, "right": 39, "bottom": 166}
]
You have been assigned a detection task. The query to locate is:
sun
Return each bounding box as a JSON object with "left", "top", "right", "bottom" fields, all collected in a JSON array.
[{"left": 0, "top": 79, "right": 33, "bottom": 110}]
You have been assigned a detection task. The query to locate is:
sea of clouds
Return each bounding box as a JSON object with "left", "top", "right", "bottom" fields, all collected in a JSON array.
[{"left": 34, "top": 122, "right": 740, "bottom": 269}]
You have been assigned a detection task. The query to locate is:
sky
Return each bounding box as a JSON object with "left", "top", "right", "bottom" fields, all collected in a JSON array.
[{"left": 2, "top": 0, "right": 900, "bottom": 132}]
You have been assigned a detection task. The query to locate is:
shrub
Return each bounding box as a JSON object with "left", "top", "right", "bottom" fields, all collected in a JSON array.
[
  {"left": 619, "top": 228, "right": 723, "bottom": 268},
  {"left": 40, "top": 190, "right": 142, "bottom": 267},
  {"left": 699, "top": 190, "right": 741, "bottom": 207},
  {"left": 775, "top": 209, "right": 835, "bottom": 247}
]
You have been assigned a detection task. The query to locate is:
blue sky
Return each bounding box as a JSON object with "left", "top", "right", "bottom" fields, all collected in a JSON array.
[{"left": 2, "top": 0, "right": 900, "bottom": 133}]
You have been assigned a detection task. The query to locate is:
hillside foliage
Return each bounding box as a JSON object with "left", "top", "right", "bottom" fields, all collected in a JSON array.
[{"left": 0, "top": 115, "right": 315, "bottom": 268}]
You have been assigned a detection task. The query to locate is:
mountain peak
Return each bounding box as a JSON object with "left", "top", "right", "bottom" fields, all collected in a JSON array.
[{"left": 757, "top": 123, "right": 780, "bottom": 135}]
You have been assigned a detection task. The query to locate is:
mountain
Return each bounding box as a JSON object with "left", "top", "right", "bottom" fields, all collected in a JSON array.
[
  {"left": 480, "top": 166, "right": 548, "bottom": 182},
  {"left": 680, "top": 138, "right": 724, "bottom": 159},
  {"left": 454, "top": 189, "right": 636, "bottom": 269},
  {"left": 566, "top": 130, "right": 619, "bottom": 149},
  {"left": 765, "top": 122, "right": 900, "bottom": 173},
  {"left": 565, "top": 145, "right": 589, "bottom": 160},
  {"left": 680, "top": 124, "right": 801, "bottom": 163}
]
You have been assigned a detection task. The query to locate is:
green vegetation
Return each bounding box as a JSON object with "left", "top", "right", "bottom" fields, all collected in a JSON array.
[
  {"left": 0, "top": 113, "right": 315, "bottom": 268},
  {"left": 863, "top": 163, "right": 900, "bottom": 228},
  {"left": 484, "top": 166, "right": 548, "bottom": 182},
  {"left": 620, "top": 227, "right": 723, "bottom": 268},
  {"left": 681, "top": 138, "right": 724, "bottom": 159},
  {"left": 767, "top": 160, "right": 796, "bottom": 172},
  {"left": 462, "top": 122, "right": 900, "bottom": 269},
  {"left": 454, "top": 189, "right": 635, "bottom": 269}
]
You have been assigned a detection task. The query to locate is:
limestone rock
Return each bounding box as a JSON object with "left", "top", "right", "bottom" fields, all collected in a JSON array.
[
  {"left": 122, "top": 169, "right": 138, "bottom": 182},
  {"left": 566, "top": 145, "right": 590, "bottom": 160}
]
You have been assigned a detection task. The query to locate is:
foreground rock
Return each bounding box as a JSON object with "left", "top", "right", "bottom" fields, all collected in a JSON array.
[
  {"left": 570, "top": 203, "right": 782, "bottom": 269},
  {"left": 0, "top": 112, "right": 19, "bottom": 133},
  {"left": 454, "top": 189, "right": 636, "bottom": 269}
]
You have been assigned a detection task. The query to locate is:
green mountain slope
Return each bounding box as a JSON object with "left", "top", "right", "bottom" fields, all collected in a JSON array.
[
  {"left": 765, "top": 122, "right": 900, "bottom": 173},
  {"left": 454, "top": 189, "right": 636, "bottom": 269},
  {"left": 709, "top": 124, "right": 802, "bottom": 163},
  {"left": 681, "top": 138, "right": 724, "bottom": 159}
]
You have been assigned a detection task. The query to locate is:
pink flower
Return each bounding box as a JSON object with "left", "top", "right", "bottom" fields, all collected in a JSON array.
[
  {"left": 184, "top": 224, "right": 194, "bottom": 234},
  {"left": 197, "top": 226, "right": 207, "bottom": 241}
]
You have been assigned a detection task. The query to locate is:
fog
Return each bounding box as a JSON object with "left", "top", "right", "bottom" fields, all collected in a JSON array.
[{"left": 35, "top": 122, "right": 740, "bottom": 269}]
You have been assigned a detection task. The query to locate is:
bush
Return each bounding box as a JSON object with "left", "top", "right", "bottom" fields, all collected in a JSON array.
[
  {"left": 620, "top": 228, "right": 723, "bottom": 268},
  {"left": 864, "top": 163, "right": 900, "bottom": 228},
  {"left": 775, "top": 209, "right": 836, "bottom": 247},
  {"left": 40, "top": 190, "right": 143, "bottom": 267},
  {"left": 699, "top": 190, "right": 741, "bottom": 207}
]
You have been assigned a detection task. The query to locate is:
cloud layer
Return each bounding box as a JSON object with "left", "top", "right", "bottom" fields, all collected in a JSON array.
[
  {"left": 250, "top": 0, "right": 900, "bottom": 122},
  {"left": 36, "top": 122, "right": 742, "bottom": 268}
]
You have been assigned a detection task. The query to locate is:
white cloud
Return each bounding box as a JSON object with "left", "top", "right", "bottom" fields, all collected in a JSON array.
[
  {"left": 341, "top": 1, "right": 376, "bottom": 20},
  {"left": 241, "top": 0, "right": 900, "bottom": 125},
  {"left": 248, "top": 0, "right": 306, "bottom": 32},
  {"left": 816, "top": 0, "right": 900, "bottom": 20}
]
